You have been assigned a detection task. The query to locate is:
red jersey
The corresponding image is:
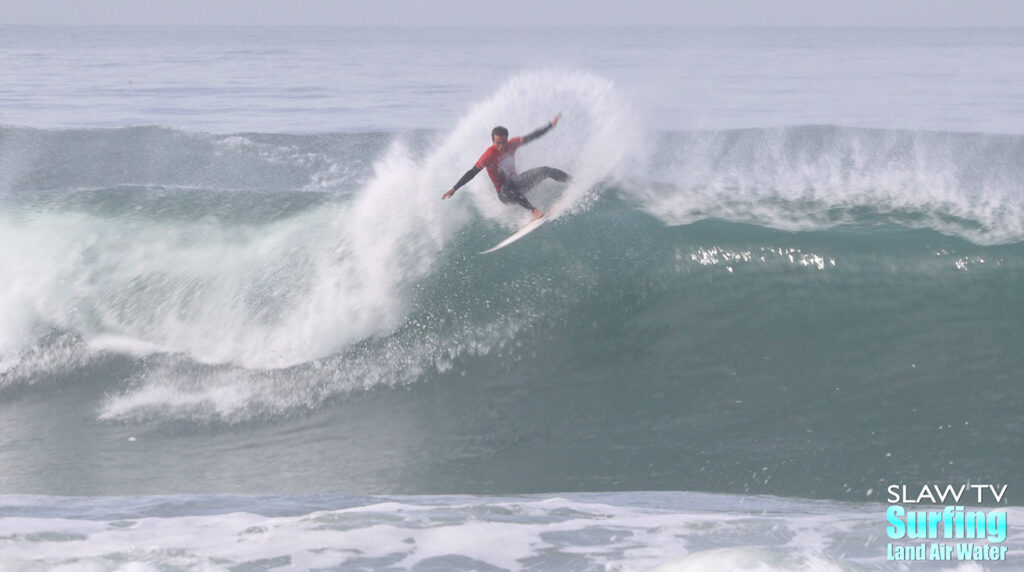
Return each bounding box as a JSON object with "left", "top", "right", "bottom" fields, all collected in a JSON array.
[{"left": 474, "top": 137, "right": 524, "bottom": 192}]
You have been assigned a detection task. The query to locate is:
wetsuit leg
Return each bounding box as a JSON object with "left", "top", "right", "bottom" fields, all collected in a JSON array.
[
  {"left": 498, "top": 167, "right": 571, "bottom": 212},
  {"left": 512, "top": 167, "right": 571, "bottom": 190},
  {"left": 497, "top": 183, "right": 538, "bottom": 211}
]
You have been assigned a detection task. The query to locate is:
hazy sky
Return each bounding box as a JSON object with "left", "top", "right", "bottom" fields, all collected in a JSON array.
[{"left": 3, "top": 0, "right": 1024, "bottom": 27}]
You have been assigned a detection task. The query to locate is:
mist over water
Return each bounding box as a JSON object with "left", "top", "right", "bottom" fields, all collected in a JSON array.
[{"left": 641, "top": 126, "right": 1024, "bottom": 244}]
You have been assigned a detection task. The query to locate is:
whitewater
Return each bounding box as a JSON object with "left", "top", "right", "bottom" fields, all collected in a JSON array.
[{"left": 1, "top": 26, "right": 1022, "bottom": 570}]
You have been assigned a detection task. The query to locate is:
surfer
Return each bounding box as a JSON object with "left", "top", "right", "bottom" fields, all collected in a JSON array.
[{"left": 442, "top": 113, "right": 570, "bottom": 220}]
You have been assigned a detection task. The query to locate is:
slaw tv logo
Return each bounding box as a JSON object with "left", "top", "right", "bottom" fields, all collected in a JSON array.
[{"left": 886, "top": 484, "right": 1008, "bottom": 562}]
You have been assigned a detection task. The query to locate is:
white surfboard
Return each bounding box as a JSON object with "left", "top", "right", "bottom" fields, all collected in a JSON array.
[
  {"left": 479, "top": 216, "right": 549, "bottom": 254},
  {"left": 478, "top": 182, "right": 583, "bottom": 254}
]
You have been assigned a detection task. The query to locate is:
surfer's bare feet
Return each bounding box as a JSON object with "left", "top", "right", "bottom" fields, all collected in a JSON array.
[{"left": 532, "top": 209, "right": 544, "bottom": 220}]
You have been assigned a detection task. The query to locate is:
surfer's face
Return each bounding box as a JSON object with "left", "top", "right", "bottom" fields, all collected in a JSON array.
[{"left": 492, "top": 134, "right": 508, "bottom": 150}]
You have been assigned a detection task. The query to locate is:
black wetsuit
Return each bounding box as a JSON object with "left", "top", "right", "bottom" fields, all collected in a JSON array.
[{"left": 497, "top": 166, "right": 571, "bottom": 210}]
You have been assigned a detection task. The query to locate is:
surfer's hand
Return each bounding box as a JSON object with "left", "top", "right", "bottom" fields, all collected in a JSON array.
[
  {"left": 551, "top": 113, "right": 561, "bottom": 127},
  {"left": 442, "top": 188, "right": 456, "bottom": 200}
]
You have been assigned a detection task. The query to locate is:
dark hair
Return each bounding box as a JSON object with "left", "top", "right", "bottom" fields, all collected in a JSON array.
[{"left": 491, "top": 126, "right": 509, "bottom": 138}]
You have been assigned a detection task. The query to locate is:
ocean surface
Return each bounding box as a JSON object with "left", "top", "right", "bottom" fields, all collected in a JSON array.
[{"left": 1, "top": 26, "right": 1023, "bottom": 570}]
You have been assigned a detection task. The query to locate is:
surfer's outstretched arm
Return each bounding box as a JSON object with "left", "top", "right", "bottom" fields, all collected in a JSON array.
[
  {"left": 521, "top": 112, "right": 561, "bottom": 144},
  {"left": 442, "top": 166, "right": 482, "bottom": 199}
]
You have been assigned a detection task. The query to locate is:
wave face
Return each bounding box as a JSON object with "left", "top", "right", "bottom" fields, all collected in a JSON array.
[{"left": 1, "top": 72, "right": 1022, "bottom": 500}]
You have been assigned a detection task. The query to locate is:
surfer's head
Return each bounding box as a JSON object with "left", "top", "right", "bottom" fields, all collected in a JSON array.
[{"left": 491, "top": 126, "right": 509, "bottom": 150}]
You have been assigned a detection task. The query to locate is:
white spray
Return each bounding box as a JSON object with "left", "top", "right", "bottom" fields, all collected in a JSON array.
[{"left": 0, "top": 70, "right": 641, "bottom": 381}]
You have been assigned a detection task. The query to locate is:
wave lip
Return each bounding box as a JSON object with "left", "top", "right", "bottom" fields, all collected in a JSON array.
[{"left": 633, "top": 125, "right": 1024, "bottom": 245}]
